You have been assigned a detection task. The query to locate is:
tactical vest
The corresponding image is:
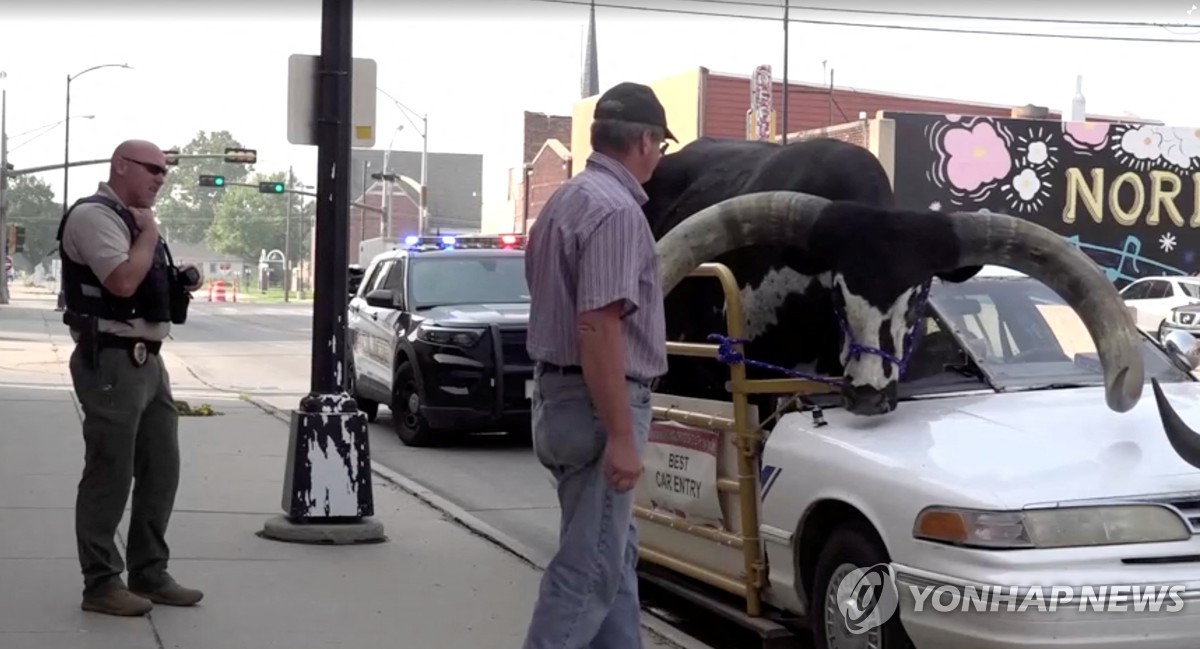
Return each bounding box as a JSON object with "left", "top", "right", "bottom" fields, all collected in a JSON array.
[{"left": 55, "top": 194, "right": 173, "bottom": 324}]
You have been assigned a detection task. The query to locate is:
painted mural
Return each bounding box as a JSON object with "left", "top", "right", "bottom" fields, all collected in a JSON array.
[{"left": 887, "top": 111, "right": 1200, "bottom": 287}]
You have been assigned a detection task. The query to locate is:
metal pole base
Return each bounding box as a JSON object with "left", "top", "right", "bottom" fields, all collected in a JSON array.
[
  {"left": 262, "top": 392, "right": 386, "bottom": 545},
  {"left": 260, "top": 514, "right": 385, "bottom": 545}
]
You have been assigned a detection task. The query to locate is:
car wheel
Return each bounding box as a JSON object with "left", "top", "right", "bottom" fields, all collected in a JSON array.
[
  {"left": 811, "top": 521, "right": 913, "bottom": 649},
  {"left": 392, "top": 360, "right": 435, "bottom": 447},
  {"left": 347, "top": 357, "right": 379, "bottom": 422}
]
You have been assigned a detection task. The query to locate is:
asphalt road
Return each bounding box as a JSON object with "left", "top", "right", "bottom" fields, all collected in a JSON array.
[
  {"left": 173, "top": 299, "right": 565, "bottom": 560},
  {"left": 171, "top": 299, "right": 799, "bottom": 649}
]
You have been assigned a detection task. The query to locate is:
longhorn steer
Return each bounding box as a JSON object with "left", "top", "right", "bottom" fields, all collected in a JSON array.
[{"left": 642, "top": 137, "right": 1146, "bottom": 417}]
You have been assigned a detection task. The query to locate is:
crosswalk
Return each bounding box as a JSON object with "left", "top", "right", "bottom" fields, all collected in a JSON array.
[{"left": 189, "top": 304, "right": 313, "bottom": 318}]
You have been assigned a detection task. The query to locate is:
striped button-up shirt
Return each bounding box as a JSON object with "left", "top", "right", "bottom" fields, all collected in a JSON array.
[{"left": 524, "top": 151, "right": 668, "bottom": 383}]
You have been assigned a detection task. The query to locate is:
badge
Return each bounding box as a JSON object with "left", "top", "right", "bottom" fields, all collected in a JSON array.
[{"left": 132, "top": 341, "right": 148, "bottom": 367}]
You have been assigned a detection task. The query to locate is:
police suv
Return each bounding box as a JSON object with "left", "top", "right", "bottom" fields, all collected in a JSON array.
[{"left": 347, "top": 234, "right": 532, "bottom": 447}]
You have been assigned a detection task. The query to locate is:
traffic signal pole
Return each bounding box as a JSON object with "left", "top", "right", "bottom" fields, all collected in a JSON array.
[
  {"left": 207, "top": 180, "right": 384, "bottom": 215},
  {"left": 8, "top": 152, "right": 248, "bottom": 177},
  {"left": 260, "top": 0, "right": 384, "bottom": 545}
]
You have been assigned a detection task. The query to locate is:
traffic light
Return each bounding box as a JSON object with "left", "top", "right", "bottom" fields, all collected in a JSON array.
[
  {"left": 199, "top": 174, "right": 226, "bottom": 188},
  {"left": 163, "top": 148, "right": 180, "bottom": 166},
  {"left": 224, "top": 147, "right": 257, "bottom": 164},
  {"left": 258, "top": 181, "right": 286, "bottom": 194}
]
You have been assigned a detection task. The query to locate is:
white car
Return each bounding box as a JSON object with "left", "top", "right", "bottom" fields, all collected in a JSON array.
[
  {"left": 1119, "top": 275, "right": 1200, "bottom": 338},
  {"left": 637, "top": 265, "right": 1200, "bottom": 649}
]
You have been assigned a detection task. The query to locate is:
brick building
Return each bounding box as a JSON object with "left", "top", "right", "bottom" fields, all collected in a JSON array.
[
  {"left": 511, "top": 111, "right": 573, "bottom": 233},
  {"left": 509, "top": 67, "right": 1158, "bottom": 233}
]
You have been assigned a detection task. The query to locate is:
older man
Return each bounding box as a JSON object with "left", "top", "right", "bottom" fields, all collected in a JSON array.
[
  {"left": 58, "top": 140, "right": 204, "bottom": 617},
  {"left": 521, "top": 82, "right": 674, "bottom": 648}
]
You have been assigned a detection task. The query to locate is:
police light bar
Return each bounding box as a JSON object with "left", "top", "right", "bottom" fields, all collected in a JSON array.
[{"left": 400, "top": 234, "right": 526, "bottom": 251}]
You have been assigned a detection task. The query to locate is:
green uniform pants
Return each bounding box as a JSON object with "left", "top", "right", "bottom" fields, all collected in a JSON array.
[{"left": 68, "top": 344, "right": 179, "bottom": 597}]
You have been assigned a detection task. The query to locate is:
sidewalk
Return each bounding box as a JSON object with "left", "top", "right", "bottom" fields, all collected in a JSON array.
[{"left": 0, "top": 290, "right": 692, "bottom": 649}]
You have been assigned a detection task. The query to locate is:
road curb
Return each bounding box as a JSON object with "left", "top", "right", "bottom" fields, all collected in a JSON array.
[{"left": 244, "top": 396, "right": 712, "bottom": 649}]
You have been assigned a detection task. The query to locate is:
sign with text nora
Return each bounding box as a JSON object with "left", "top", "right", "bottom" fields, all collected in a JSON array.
[
  {"left": 885, "top": 111, "right": 1200, "bottom": 288},
  {"left": 635, "top": 420, "right": 724, "bottom": 527}
]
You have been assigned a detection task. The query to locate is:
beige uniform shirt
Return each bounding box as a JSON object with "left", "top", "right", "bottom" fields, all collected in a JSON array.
[{"left": 60, "top": 182, "right": 171, "bottom": 341}]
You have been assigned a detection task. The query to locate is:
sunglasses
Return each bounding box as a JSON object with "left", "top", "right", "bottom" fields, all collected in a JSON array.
[{"left": 123, "top": 156, "right": 168, "bottom": 176}]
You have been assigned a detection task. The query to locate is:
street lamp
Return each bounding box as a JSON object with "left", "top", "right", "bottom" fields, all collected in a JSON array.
[
  {"left": 63, "top": 63, "right": 131, "bottom": 215},
  {"left": 58, "top": 62, "right": 131, "bottom": 310},
  {"left": 376, "top": 87, "right": 428, "bottom": 235},
  {"left": 379, "top": 125, "right": 403, "bottom": 238}
]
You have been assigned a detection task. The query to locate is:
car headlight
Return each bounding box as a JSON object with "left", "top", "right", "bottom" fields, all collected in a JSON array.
[
  {"left": 913, "top": 504, "right": 1191, "bottom": 549},
  {"left": 416, "top": 327, "right": 482, "bottom": 348}
]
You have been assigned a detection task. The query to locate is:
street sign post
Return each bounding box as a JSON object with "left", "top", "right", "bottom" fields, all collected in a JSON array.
[
  {"left": 286, "top": 54, "right": 377, "bottom": 148},
  {"left": 262, "top": 0, "right": 384, "bottom": 545}
]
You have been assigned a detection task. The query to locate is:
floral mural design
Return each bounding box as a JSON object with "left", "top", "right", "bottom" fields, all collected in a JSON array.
[
  {"left": 943, "top": 122, "right": 1012, "bottom": 192},
  {"left": 925, "top": 117, "right": 1014, "bottom": 203},
  {"left": 892, "top": 111, "right": 1200, "bottom": 285},
  {"left": 1063, "top": 122, "right": 1110, "bottom": 152},
  {"left": 1110, "top": 124, "right": 1200, "bottom": 173}
]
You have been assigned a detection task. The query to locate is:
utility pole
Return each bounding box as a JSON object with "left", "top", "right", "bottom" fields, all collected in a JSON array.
[
  {"left": 359, "top": 160, "right": 367, "bottom": 244},
  {"left": 376, "top": 90, "right": 428, "bottom": 236},
  {"left": 418, "top": 114, "right": 427, "bottom": 235},
  {"left": 381, "top": 146, "right": 391, "bottom": 238},
  {"left": 0, "top": 83, "right": 10, "bottom": 305},
  {"left": 284, "top": 167, "right": 293, "bottom": 303},
  {"left": 261, "top": 0, "right": 383, "bottom": 545}
]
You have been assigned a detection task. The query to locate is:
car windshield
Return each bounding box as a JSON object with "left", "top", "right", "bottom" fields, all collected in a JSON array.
[
  {"left": 1180, "top": 281, "right": 1200, "bottom": 299},
  {"left": 409, "top": 255, "right": 530, "bottom": 307},
  {"left": 924, "top": 274, "right": 1193, "bottom": 392}
]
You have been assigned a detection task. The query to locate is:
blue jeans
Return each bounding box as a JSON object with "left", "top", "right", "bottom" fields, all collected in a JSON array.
[{"left": 521, "top": 366, "right": 652, "bottom": 649}]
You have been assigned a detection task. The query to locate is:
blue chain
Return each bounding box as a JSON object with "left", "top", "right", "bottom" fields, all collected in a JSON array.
[{"left": 708, "top": 334, "right": 845, "bottom": 387}]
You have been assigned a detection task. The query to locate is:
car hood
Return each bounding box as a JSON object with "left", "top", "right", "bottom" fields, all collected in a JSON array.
[
  {"left": 808, "top": 382, "right": 1200, "bottom": 508},
  {"left": 419, "top": 303, "right": 530, "bottom": 326},
  {"left": 1172, "top": 302, "right": 1200, "bottom": 314}
]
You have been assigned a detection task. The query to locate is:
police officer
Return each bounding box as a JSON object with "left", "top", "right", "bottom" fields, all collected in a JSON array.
[{"left": 58, "top": 139, "right": 204, "bottom": 617}]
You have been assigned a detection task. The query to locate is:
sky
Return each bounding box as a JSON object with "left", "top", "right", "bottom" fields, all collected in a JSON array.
[{"left": 1, "top": 0, "right": 1197, "bottom": 228}]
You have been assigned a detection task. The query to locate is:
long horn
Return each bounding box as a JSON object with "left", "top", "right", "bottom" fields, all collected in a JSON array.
[
  {"left": 1150, "top": 378, "right": 1200, "bottom": 470},
  {"left": 950, "top": 211, "right": 1144, "bottom": 413},
  {"left": 656, "top": 191, "right": 831, "bottom": 294}
]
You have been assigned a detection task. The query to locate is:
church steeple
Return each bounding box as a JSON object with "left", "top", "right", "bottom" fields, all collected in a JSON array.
[{"left": 581, "top": 0, "right": 599, "bottom": 98}]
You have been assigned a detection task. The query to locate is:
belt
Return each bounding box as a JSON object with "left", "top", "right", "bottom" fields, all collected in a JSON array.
[
  {"left": 537, "top": 361, "right": 652, "bottom": 387},
  {"left": 539, "top": 361, "right": 582, "bottom": 375},
  {"left": 96, "top": 334, "right": 163, "bottom": 355}
]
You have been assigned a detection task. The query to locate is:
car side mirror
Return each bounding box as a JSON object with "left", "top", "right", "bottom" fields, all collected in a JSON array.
[
  {"left": 365, "top": 289, "right": 399, "bottom": 309},
  {"left": 1162, "top": 329, "right": 1200, "bottom": 371}
]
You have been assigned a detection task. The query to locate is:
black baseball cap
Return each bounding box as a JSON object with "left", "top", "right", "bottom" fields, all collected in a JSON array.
[{"left": 593, "top": 82, "right": 677, "bottom": 142}]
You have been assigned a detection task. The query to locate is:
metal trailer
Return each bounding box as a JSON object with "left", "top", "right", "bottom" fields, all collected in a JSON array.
[{"left": 634, "top": 262, "right": 838, "bottom": 647}]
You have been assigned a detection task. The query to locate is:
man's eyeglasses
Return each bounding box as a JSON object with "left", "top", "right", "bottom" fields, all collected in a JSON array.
[
  {"left": 658, "top": 141, "right": 670, "bottom": 154},
  {"left": 122, "top": 156, "right": 168, "bottom": 176}
]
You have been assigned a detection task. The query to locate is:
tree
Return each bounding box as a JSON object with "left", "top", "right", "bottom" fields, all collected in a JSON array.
[
  {"left": 157, "top": 130, "right": 254, "bottom": 244},
  {"left": 206, "top": 170, "right": 310, "bottom": 267},
  {"left": 4, "top": 175, "right": 61, "bottom": 270}
]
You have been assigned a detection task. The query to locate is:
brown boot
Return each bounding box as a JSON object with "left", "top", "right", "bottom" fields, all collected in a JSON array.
[
  {"left": 130, "top": 577, "right": 203, "bottom": 607},
  {"left": 81, "top": 587, "right": 153, "bottom": 617}
]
